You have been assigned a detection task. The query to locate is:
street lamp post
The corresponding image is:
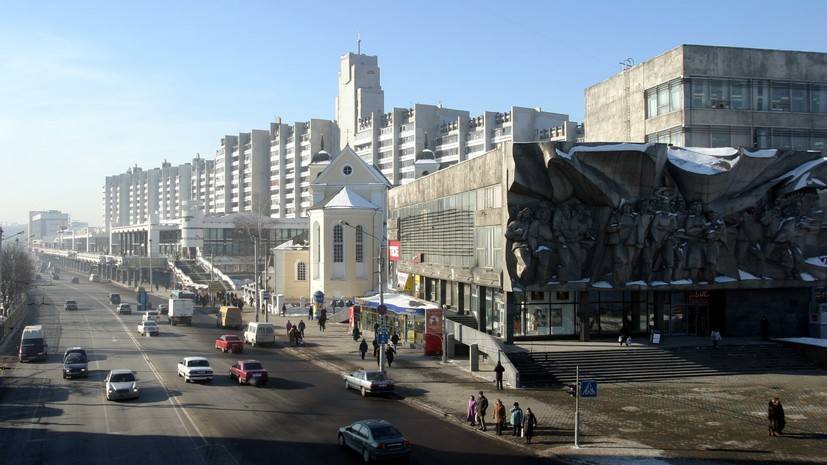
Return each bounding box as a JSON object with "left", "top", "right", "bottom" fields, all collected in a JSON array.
[{"left": 251, "top": 232, "right": 260, "bottom": 323}]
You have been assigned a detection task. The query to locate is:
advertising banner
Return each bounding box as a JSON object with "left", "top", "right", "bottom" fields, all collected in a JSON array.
[{"left": 388, "top": 240, "right": 401, "bottom": 262}]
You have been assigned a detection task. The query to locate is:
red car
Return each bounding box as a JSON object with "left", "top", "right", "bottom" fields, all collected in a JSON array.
[
  {"left": 215, "top": 334, "right": 244, "bottom": 353},
  {"left": 229, "top": 360, "right": 268, "bottom": 386}
]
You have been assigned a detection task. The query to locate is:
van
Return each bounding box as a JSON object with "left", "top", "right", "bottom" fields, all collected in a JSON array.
[
  {"left": 109, "top": 293, "right": 121, "bottom": 305},
  {"left": 19, "top": 325, "right": 47, "bottom": 362},
  {"left": 217, "top": 306, "right": 243, "bottom": 330},
  {"left": 89, "top": 273, "right": 100, "bottom": 283},
  {"left": 142, "top": 311, "right": 160, "bottom": 323},
  {"left": 244, "top": 322, "right": 275, "bottom": 347}
]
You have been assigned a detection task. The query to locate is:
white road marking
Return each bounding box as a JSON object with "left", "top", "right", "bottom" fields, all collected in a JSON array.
[{"left": 83, "top": 313, "right": 112, "bottom": 434}]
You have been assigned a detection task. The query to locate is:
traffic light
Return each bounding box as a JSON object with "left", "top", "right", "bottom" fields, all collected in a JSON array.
[{"left": 566, "top": 383, "right": 577, "bottom": 397}]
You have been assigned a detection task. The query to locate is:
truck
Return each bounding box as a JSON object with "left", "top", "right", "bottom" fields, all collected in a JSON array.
[
  {"left": 168, "top": 298, "right": 194, "bottom": 326},
  {"left": 19, "top": 325, "right": 47, "bottom": 362}
]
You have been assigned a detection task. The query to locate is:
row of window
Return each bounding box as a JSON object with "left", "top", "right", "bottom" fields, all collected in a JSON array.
[
  {"left": 646, "top": 125, "right": 827, "bottom": 151},
  {"left": 331, "top": 224, "right": 364, "bottom": 264}
]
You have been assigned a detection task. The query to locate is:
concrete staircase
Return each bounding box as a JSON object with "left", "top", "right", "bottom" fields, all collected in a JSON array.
[
  {"left": 175, "top": 260, "right": 230, "bottom": 290},
  {"left": 510, "top": 343, "right": 817, "bottom": 388},
  {"left": 446, "top": 313, "right": 479, "bottom": 330}
]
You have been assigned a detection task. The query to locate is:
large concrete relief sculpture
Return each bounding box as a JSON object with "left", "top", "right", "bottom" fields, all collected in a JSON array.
[{"left": 505, "top": 143, "right": 827, "bottom": 291}]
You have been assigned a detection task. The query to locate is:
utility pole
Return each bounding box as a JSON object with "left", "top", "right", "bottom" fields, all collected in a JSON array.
[
  {"left": 253, "top": 233, "right": 259, "bottom": 323},
  {"left": 575, "top": 365, "right": 581, "bottom": 448},
  {"left": 378, "top": 220, "right": 387, "bottom": 373},
  {"left": 264, "top": 252, "right": 271, "bottom": 323},
  {"left": 0, "top": 227, "right": 4, "bottom": 310}
]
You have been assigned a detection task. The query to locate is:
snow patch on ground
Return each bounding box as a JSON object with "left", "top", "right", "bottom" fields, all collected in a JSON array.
[
  {"left": 621, "top": 406, "right": 640, "bottom": 412},
  {"left": 592, "top": 281, "right": 613, "bottom": 288},
  {"left": 650, "top": 281, "right": 668, "bottom": 286},
  {"left": 739, "top": 270, "right": 759, "bottom": 280},
  {"left": 715, "top": 276, "right": 737, "bottom": 283},
  {"left": 805, "top": 256, "right": 827, "bottom": 268},
  {"left": 670, "top": 279, "right": 692, "bottom": 285},
  {"left": 801, "top": 272, "right": 816, "bottom": 281},
  {"left": 775, "top": 337, "right": 827, "bottom": 348}
]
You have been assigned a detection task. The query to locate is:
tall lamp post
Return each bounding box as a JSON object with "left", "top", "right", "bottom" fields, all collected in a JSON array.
[{"left": 339, "top": 219, "right": 387, "bottom": 372}]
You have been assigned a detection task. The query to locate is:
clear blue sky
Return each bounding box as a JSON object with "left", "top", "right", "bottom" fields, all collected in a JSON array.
[{"left": 1, "top": 0, "right": 825, "bottom": 225}]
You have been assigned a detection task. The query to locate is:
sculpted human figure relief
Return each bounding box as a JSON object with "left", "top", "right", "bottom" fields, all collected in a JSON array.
[
  {"left": 531, "top": 207, "right": 557, "bottom": 284},
  {"left": 506, "top": 207, "right": 534, "bottom": 283}
]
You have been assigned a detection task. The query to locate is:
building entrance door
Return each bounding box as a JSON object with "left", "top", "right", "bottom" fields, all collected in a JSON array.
[{"left": 687, "top": 305, "right": 709, "bottom": 336}]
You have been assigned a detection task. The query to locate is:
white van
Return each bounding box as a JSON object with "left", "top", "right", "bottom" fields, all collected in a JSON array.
[
  {"left": 142, "top": 311, "right": 160, "bottom": 323},
  {"left": 244, "top": 322, "right": 275, "bottom": 347}
]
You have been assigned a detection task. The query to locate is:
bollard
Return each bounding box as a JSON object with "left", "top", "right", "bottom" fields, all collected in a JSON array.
[{"left": 469, "top": 343, "right": 479, "bottom": 372}]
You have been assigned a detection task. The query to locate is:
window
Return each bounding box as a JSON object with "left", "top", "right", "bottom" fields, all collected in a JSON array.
[
  {"left": 791, "top": 83, "right": 808, "bottom": 112},
  {"left": 296, "top": 262, "right": 306, "bottom": 281},
  {"left": 355, "top": 225, "right": 363, "bottom": 263},
  {"left": 691, "top": 78, "right": 708, "bottom": 108},
  {"left": 811, "top": 84, "right": 827, "bottom": 113},
  {"left": 709, "top": 79, "right": 728, "bottom": 108},
  {"left": 646, "top": 79, "right": 683, "bottom": 118},
  {"left": 770, "top": 82, "right": 791, "bottom": 111},
  {"left": 753, "top": 80, "right": 769, "bottom": 111},
  {"left": 342, "top": 165, "right": 353, "bottom": 176},
  {"left": 730, "top": 80, "right": 750, "bottom": 110},
  {"left": 333, "top": 224, "right": 343, "bottom": 263}
]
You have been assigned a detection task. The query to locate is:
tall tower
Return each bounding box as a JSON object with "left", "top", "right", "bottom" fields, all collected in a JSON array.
[{"left": 336, "top": 52, "right": 384, "bottom": 149}]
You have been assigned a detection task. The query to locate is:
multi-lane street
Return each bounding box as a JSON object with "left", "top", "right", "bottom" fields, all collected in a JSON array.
[{"left": 0, "top": 274, "right": 547, "bottom": 465}]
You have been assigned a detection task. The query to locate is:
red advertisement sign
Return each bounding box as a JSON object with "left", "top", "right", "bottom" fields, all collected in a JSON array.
[
  {"left": 425, "top": 308, "right": 443, "bottom": 335},
  {"left": 388, "top": 240, "right": 401, "bottom": 262}
]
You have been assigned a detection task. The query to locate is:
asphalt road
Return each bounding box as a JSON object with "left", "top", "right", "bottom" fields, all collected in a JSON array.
[{"left": 0, "top": 274, "right": 549, "bottom": 465}]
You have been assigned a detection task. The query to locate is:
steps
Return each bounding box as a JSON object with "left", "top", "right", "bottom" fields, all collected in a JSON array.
[
  {"left": 175, "top": 260, "right": 230, "bottom": 290},
  {"left": 511, "top": 343, "right": 817, "bottom": 388},
  {"left": 446, "top": 313, "right": 479, "bottom": 330}
]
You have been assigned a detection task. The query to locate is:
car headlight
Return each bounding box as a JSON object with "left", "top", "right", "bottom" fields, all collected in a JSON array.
[
  {"left": 107, "top": 386, "right": 114, "bottom": 392},
  {"left": 80, "top": 368, "right": 86, "bottom": 371},
  {"left": 132, "top": 383, "right": 139, "bottom": 392}
]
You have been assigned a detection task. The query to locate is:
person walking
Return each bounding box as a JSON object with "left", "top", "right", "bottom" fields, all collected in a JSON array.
[
  {"left": 711, "top": 328, "right": 722, "bottom": 349},
  {"left": 372, "top": 339, "right": 379, "bottom": 358},
  {"left": 318, "top": 313, "right": 327, "bottom": 332},
  {"left": 359, "top": 339, "right": 368, "bottom": 360},
  {"left": 298, "top": 319, "right": 306, "bottom": 338},
  {"left": 476, "top": 391, "right": 489, "bottom": 431},
  {"left": 510, "top": 402, "right": 523, "bottom": 437},
  {"left": 285, "top": 320, "right": 293, "bottom": 335},
  {"left": 493, "top": 399, "right": 506, "bottom": 436},
  {"left": 494, "top": 361, "right": 505, "bottom": 390},
  {"left": 386, "top": 344, "right": 395, "bottom": 367},
  {"left": 467, "top": 395, "right": 477, "bottom": 427},
  {"left": 522, "top": 408, "right": 538, "bottom": 444},
  {"left": 768, "top": 397, "right": 785, "bottom": 437},
  {"left": 352, "top": 326, "right": 362, "bottom": 341},
  {"left": 281, "top": 303, "right": 287, "bottom": 317},
  {"left": 391, "top": 332, "right": 400, "bottom": 350},
  {"left": 760, "top": 315, "right": 770, "bottom": 341}
]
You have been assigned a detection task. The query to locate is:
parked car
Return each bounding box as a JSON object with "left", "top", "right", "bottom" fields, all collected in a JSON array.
[
  {"left": 158, "top": 303, "right": 168, "bottom": 315},
  {"left": 243, "top": 322, "right": 275, "bottom": 347},
  {"left": 104, "top": 369, "right": 140, "bottom": 401},
  {"left": 51, "top": 273, "right": 60, "bottom": 280},
  {"left": 338, "top": 419, "right": 411, "bottom": 463},
  {"left": 215, "top": 334, "right": 244, "bottom": 353},
  {"left": 142, "top": 311, "right": 160, "bottom": 323},
  {"left": 116, "top": 303, "right": 131, "bottom": 314},
  {"left": 89, "top": 273, "right": 100, "bottom": 282},
  {"left": 109, "top": 293, "right": 121, "bottom": 305},
  {"left": 63, "top": 347, "right": 88, "bottom": 379},
  {"left": 137, "top": 320, "right": 159, "bottom": 336},
  {"left": 177, "top": 356, "right": 214, "bottom": 383},
  {"left": 217, "top": 306, "right": 243, "bottom": 329},
  {"left": 344, "top": 370, "right": 395, "bottom": 397},
  {"left": 64, "top": 300, "right": 78, "bottom": 311},
  {"left": 228, "top": 360, "right": 268, "bottom": 386},
  {"left": 35, "top": 273, "right": 42, "bottom": 281},
  {"left": 71, "top": 277, "right": 80, "bottom": 284}
]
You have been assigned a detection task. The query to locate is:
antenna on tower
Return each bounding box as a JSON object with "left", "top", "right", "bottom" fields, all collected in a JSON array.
[{"left": 356, "top": 32, "right": 361, "bottom": 55}]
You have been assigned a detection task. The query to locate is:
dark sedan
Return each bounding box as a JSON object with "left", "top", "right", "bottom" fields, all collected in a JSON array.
[{"left": 338, "top": 419, "right": 411, "bottom": 463}]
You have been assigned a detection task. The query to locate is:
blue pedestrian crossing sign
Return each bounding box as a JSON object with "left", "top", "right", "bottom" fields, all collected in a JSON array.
[
  {"left": 580, "top": 380, "right": 598, "bottom": 398},
  {"left": 377, "top": 328, "right": 389, "bottom": 345}
]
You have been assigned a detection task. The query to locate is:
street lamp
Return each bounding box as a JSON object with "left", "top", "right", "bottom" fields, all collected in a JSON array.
[{"left": 339, "top": 219, "right": 388, "bottom": 372}]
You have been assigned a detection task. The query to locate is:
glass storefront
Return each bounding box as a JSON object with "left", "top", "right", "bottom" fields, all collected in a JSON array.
[{"left": 514, "top": 291, "right": 577, "bottom": 337}]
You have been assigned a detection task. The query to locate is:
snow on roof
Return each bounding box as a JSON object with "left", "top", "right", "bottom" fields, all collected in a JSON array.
[
  {"left": 356, "top": 291, "right": 440, "bottom": 315},
  {"left": 321, "top": 187, "right": 378, "bottom": 210},
  {"left": 556, "top": 143, "right": 653, "bottom": 159},
  {"left": 772, "top": 156, "right": 827, "bottom": 187},
  {"left": 743, "top": 148, "right": 778, "bottom": 158},
  {"left": 667, "top": 146, "right": 739, "bottom": 175}
]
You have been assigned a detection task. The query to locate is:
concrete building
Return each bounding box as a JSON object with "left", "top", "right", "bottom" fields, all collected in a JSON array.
[
  {"left": 190, "top": 154, "right": 214, "bottom": 215},
  {"left": 28, "top": 210, "right": 69, "bottom": 242},
  {"left": 585, "top": 44, "right": 827, "bottom": 150},
  {"left": 271, "top": 236, "right": 310, "bottom": 302}
]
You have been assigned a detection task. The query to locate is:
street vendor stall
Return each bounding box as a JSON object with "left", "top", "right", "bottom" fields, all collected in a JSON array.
[{"left": 354, "top": 292, "right": 442, "bottom": 352}]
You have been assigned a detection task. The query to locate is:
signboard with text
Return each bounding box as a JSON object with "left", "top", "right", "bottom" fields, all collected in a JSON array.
[{"left": 388, "top": 240, "right": 401, "bottom": 262}]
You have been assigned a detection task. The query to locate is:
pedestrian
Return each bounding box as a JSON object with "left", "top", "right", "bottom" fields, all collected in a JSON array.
[
  {"left": 493, "top": 399, "right": 506, "bottom": 436},
  {"left": 359, "top": 338, "right": 368, "bottom": 360},
  {"left": 760, "top": 315, "right": 770, "bottom": 341},
  {"left": 372, "top": 339, "right": 379, "bottom": 358},
  {"left": 352, "top": 326, "right": 362, "bottom": 341},
  {"left": 386, "top": 344, "right": 395, "bottom": 367},
  {"left": 286, "top": 320, "right": 293, "bottom": 335},
  {"left": 522, "top": 408, "right": 538, "bottom": 444},
  {"left": 494, "top": 361, "right": 505, "bottom": 390},
  {"left": 619, "top": 325, "right": 628, "bottom": 347},
  {"left": 281, "top": 303, "right": 287, "bottom": 317},
  {"left": 711, "top": 328, "right": 722, "bottom": 349},
  {"left": 391, "top": 332, "right": 400, "bottom": 349},
  {"left": 298, "top": 319, "right": 306, "bottom": 338},
  {"left": 477, "top": 391, "right": 489, "bottom": 431},
  {"left": 467, "top": 395, "right": 477, "bottom": 426},
  {"left": 374, "top": 322, "right": 379, "bottom": 334},
  {"left": 308, "top": 306, "right": 314, "bottom": 321},
  {"left": 768, "top": 397, "right": 785, "bottom": 437},
  {"left": 318, "top": 314, "right": 327, "bottom": 332},
  {"left": 510, "top": 402, "right": 523, "bottom": 437}
]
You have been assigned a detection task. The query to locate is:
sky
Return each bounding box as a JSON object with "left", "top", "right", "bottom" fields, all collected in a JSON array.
[{"left": 0, "top": 0, "right": 825, "bottom": 225}]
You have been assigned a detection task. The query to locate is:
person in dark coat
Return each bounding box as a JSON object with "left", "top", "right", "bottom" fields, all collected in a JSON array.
[
  {"left": 297, "top": 320, "right": 306, "bottom": 338},
  {"left": 318, "top": 313, "right": 327, "bottom": 332},
  {"left": 760, "top": 315, "right": 770, "bottom": 341},
  {"left": 494, "top": 361, "right": 505, "bottom": 390},
  {"left": 522, "top": 408, "right": 538, "bottom": 443},
  {"left": 358, "top": 339, "right": 368, "bottom": 359},
  {"left": 386, "top": 345, "right": 395, "bottom": 367},
  {"left": 391, "top": 332, "right": 400, "bottom": 349},
  {"left": 372, "top": 339, "right": 379, "bottom": 358},
  {"left": 281, "top": 303, "right": 287, "bottom": 316},
  {"left": 768, "top": 397, "right": 785, "bottom": 436},
  {"left": 352, "top": 326, "right": 362, "bottom": 341},
  {"left": 476, "top": 391, "right": 489, "bottom": 431}
]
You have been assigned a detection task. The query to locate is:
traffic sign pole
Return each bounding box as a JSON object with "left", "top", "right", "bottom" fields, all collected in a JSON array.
[{"left": 574, "top": 365, "right": 580, "bottom": 449}]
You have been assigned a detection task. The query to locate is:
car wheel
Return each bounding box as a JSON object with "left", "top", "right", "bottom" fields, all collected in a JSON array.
[
  {"left": 362, "top": 447, "right": 371, "bottom": 463},
  {"left": 361, "top": 387, "right": 367, "bottom": 397},
  {"left": 338, "top": 434, "right": 346, "bottom": 448},
  {"left": 185, "top": 377, "right": 190, "bottom": 383},
  {"left": 223, "top": 348, "right": 228, "bottom": 353},
  {"left": 345, "top": 380, "right": 350, "bottom": 390},
  {"left": 238, "top": 376, "right": 244, "bottom": 385}
]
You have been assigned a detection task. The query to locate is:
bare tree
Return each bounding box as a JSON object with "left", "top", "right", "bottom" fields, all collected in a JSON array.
[{"left": 1, "top": 245, "right": 34, "bottom": 315}]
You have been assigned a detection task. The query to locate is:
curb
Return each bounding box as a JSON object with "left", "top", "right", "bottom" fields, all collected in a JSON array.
[{"left": 279, "top": 343, "right": 556, "bottom": 461}]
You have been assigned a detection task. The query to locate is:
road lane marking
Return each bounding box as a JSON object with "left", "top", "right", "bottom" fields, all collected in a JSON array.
[{"left": 83, "top": 313, "right": 112, "bottom": 435}]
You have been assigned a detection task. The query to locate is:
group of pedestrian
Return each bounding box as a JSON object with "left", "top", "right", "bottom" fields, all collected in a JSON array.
[
  {"left": 216, "top": 290, "right": 244, "bottom": 310},
  {"left": 467, "top": 391, "right": 537, "bottom": 443},
  {"left": 357, "top": 338, "right": 397, "bottom": 367}
]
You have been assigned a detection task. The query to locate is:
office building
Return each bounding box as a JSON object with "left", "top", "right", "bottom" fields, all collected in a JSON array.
[
  {"left": 585, "top": 44, "right": 827, "bottom": 150},
  {"left": 28, "top": 210, "right": 69, "bottom": 242}
]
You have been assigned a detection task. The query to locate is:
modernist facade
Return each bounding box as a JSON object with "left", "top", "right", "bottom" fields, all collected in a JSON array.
[
  {"left": 585, "top": 44, "right": 827, "bottom": 150},
  {"left": 389, "top": 141, "right": 827, "bottom": 342},
  {"left": 28, "top": 210, "right": 69, "bottom": 242}
]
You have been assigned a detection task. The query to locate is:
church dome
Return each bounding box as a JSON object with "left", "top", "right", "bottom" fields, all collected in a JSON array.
[
  {"left": 311, "top": 149, "right": 331, "bottom": 163},
  {"left": 416, "top": 148, "right": 436, "bottom": 161}
]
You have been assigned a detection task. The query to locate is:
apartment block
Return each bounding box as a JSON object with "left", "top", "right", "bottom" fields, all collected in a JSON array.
[{"left": 585, "top": 44, "right": 827, "bottom": 149}]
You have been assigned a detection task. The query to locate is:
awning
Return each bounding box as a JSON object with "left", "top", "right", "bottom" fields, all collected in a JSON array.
[{"left": 355, "top": 291, "right": 440, "bottom": 316}]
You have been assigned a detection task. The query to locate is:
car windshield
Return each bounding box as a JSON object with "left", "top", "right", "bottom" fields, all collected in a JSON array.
[
  {"left": 65, "top": 301, "right": 76, "bottom": 305},
  {"left": 22, "top": 340, "right": 43, "bottom": 350},
  {"left": 143, "top": 322, "right": 157, "bottom": 327},
  {"left": 110, "top": 373, "right": 135, "bottom": 382},
  {"left": 189, "top": 360, "right": 210, "bottom": 367},
  {"left": 365, "top": 372, "right": 387, "bottom": 381},
  {"left": 369, "top": 425, "right": 402, "bottom": 440},
  {"left": 65, "top": 354, "right": 86, "bottom": 364},
  {"left": 244, "top": 362, "right": 263, "bottom": 370}
]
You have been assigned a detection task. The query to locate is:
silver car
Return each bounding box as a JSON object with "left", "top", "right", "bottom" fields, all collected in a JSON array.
[
  {"left": 344, "top": 370, "right": 395, "bottom": 397},
  {"left": 137, "top": 320, "right": 159, "bottom": 336},
  {"left": 105, "top": 369, "right": 140, "bottom": 401}
]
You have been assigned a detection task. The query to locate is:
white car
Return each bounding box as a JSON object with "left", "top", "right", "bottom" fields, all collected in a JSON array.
[
  {"left": 177, "top": 357, "right": 214, "bottom": 383},
  {"left": 105, "top": 369, "right": 140, "bottom": 401},
  {"left": 344, "top": 370, "right": 395, "bottom": 397},
  {"left": 142, "top": 311, "right": 160, "bottom": 323},
  {"left": 137, "top": 320, "right": 159, "bottom": 336}
]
